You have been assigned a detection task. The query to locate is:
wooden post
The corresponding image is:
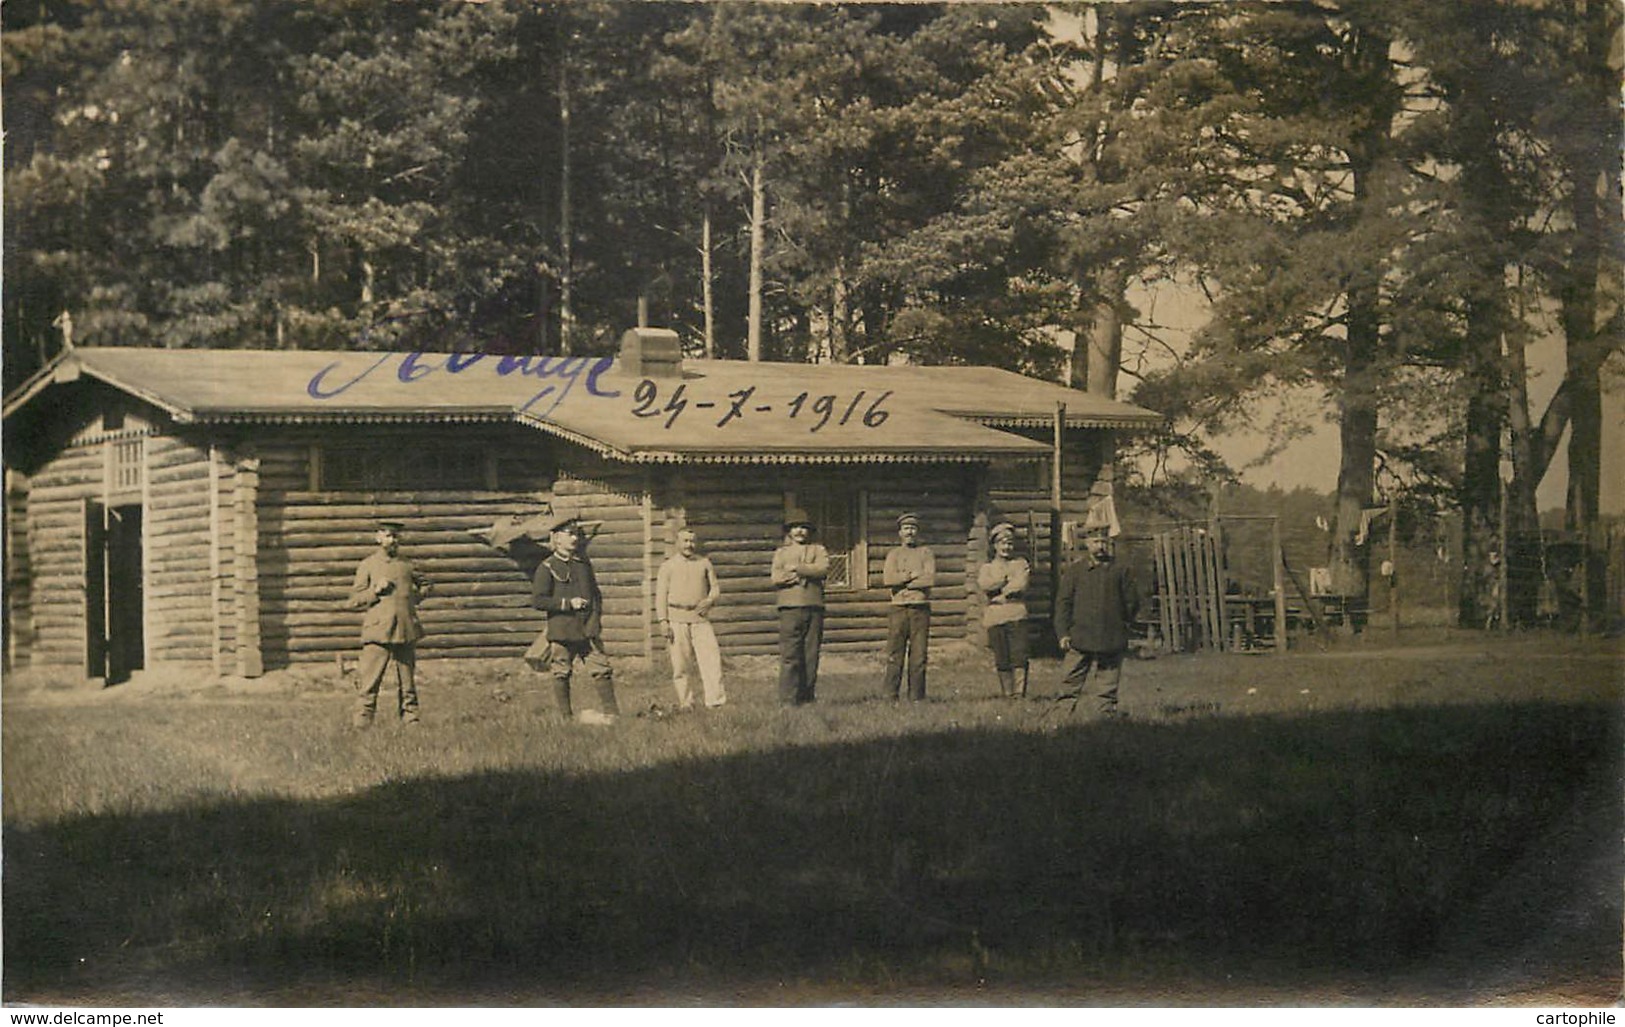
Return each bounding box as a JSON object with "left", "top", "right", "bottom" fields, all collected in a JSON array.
[
  {"left": 233, "top": 449, "right": 263, "bottom": 678},
  {"left": 1050, "top": 403, "right": 1065, "bottom": 625},
  {"left": 1387, "top": 501, "right": 1399, "bottom": 637},
  {"left": 1271, "top": 517, "right": 1289, "bottom": 653},
  {"left": 641, "top": 482, "right": 655, "bottom": 665}
]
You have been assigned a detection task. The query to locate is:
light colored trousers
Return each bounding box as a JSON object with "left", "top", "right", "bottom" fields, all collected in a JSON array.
[{"left": 669, "top": 619, "right": 725, "bottom": 707}]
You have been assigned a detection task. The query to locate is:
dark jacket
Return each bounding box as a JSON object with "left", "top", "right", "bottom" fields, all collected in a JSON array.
[
  {"left": 1053, "top": 554, "right": 1139, "bottom": 654},
  {"left": 530, "top": 553, "right": 603, "bottom": 642}
]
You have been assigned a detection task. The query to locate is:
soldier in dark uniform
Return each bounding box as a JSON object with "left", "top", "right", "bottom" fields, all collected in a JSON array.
[
  {"left": 348, "top": 519, "right": 430, "bottom": 728},
  {"left": 530, "top": 515, "right": 619, "bottom": 725},
  {"left": 1054, "top": 523, "right": 1139, "bottom": 718}
]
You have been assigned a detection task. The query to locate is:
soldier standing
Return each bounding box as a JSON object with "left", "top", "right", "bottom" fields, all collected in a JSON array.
[
  {"left": 347, "top": 519, "right": 430, "bottom": 728},
  {"left": 882, "top": 512, "right": 935, "bottom": 701},
  {"left": 978, "top": 521, "right": 1031, "bottom": 698},
  {"left": 656, "top": 527, "right": 726, "bottom": 710},
  {"left": 531, "top": 516, "right": 619, "bottom": 725},
  {"left": 1054, "top": 524, "right": 1140, "bottom": 717},
  {"left": 772, "top": 509, "right": 829, "bottom": 705}
]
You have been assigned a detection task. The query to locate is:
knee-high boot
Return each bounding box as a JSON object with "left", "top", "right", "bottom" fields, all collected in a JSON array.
[
  {"left": 997, "top": 670, "right": 1015, "bottom": 697},
  {"left": 1018, "top": 663, "right": 1029, "bottom": 698},
  {"left": 594, "top": 678, "right": 621, "bottom": 717},
  {"left": 550, "top": 678, "right": 573, "bottom": 718}
]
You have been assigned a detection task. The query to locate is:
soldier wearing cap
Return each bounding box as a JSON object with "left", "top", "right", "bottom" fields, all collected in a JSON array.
[
  {"left": 978, "top": 521, "right": 1031, "bottom": 698},
  {"left": 530, "top": 515, "right": 619, "bottom": 725},
  {"left": 1054, "top": 522, "right": 1140, "bottom": 717},
  {"left": 347, "top": 519, "right": 431, "bottom": 728},
  {"left": 771, "top": 508, "right": 830, "bottom": 705},
  {"left": 882, "top": 512, "right": 936, "bottom": 701}
]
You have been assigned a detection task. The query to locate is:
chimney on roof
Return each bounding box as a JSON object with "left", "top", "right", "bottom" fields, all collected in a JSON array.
[{"left": 618, "top": 327, "right": 683, "bottom": 379}]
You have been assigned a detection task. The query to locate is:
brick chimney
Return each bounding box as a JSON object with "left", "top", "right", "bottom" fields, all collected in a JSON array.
[{"left": 618, "top": 327, "right": 683, "bottom": 378}]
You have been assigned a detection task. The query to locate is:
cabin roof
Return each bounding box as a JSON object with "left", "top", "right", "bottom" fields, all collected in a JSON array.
[{"left": 5, "top": 347, "right": 1165, "bottom": 464}]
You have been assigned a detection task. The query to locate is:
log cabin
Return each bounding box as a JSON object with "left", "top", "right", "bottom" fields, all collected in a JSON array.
[{"left": 2, "top": 332, "right": 1162, "bottom": 683}]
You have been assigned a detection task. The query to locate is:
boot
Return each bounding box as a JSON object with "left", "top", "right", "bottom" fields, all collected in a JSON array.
[
  {"left": 594, "top": 678, "right": 621, "bottom": 719},
  {"left": 1018, "top": 664, "right": 1030, "bottom": 699},
  {"left": 550, "top": 678, "right": 573, "bottom": 719},
  {"left": 997, "top": 670, "right": 1015, "bottom": 697}
]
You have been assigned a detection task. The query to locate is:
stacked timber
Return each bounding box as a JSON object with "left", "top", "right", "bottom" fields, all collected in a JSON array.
[
  {"left": 20, "top": 441, "right": 102, "bottom": 668},
  {"left": 146, "top": 435, "right": 214, "bottom": 664}
]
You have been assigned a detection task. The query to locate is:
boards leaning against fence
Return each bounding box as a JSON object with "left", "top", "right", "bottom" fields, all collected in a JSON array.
[{"left": 346, "top": 510, "right": 1142, "bottom": 728}]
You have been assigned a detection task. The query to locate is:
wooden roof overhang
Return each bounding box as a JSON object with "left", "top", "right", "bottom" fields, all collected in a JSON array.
[{"left": 5, "top": 347, "right": 1165, "bottom": 467}]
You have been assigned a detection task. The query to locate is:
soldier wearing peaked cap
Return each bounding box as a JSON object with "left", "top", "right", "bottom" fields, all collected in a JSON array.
[
  {"left": 772, "top": 508, "right": 830, "bottom": 705},
  {"left": 882, "top": 512, "right": 935, "bottom": 701},
  {"left": 530, "top": 514, "right": 619, "bottom": 725},
  {"left": 348, "top": 519, "right": 431, "bottom": 728},
  {"left": 1055, "top": 522, "right": 1140, "bottom": 718},
  {"left": 978, "top": 521, "right": 1031, "bottom": 698}
]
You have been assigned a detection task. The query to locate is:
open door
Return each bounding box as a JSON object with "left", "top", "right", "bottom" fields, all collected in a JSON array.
[
  {"left": 106, "top": 504, "right": 144, "bottom": 683},
  {"left": 84, "top": 499, "right": 106, "bottom": 679},
  {"left": 83, "top": 500, "right": 144, "bottom": 684}
]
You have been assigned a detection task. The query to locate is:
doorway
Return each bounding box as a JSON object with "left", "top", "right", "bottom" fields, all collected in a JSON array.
[{"left": 84, "top": 500, "right": 144, "bottom": 684}]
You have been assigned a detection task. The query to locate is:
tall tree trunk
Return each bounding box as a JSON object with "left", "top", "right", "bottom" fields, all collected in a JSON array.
[
  {"left": 1082, "top": 266, "right": 1125, "bottom": 398},
  {"left": 1331, "top": 285, "right": 1380, "bottom": 605},
  {"left": 1458, "top": 295, "right": 1508, "bottom": 629},
  {"left": 558, "top": 52, "right": 575, "bottom": 356},
  {"left": 747, "top": 131, "right": 764, "bottom": 362},
  {"left": 1503, "top": 310, "right": 1542, "bottom": 625},
  {"left": 701, "top": 199, "right": 715, "bottom": 358}
]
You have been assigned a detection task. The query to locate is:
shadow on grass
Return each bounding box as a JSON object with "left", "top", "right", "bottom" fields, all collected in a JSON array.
[{"left": 5, "top": 700, "right": 1620, "bottom": 1003}]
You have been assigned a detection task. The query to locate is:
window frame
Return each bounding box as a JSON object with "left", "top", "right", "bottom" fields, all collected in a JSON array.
[{"left": 786, "top": 486, "right": 867, "bottom": 592}]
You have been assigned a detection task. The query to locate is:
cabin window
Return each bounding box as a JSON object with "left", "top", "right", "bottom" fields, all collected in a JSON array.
[
  {"left": 786, "top": 487, "right": 866, "bottom": 591},
  {"left": 318, "top": 444, "right": 497, "bottom": 491},
  {"left": 105, "top": 439, "right": 144, "bottom": 497},
  {"left": 988, "top": 456, "right": 1051, "bottom": 492}
]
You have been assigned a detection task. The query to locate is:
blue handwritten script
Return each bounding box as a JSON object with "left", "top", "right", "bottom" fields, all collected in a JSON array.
[{"left": 307, "top": 351, "right": 621, "bottom": 418}]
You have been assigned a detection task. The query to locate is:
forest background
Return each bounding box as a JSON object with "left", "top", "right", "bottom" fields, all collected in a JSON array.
[{"left": 4, "top": 0, "right": 1621, "bottom": 626}]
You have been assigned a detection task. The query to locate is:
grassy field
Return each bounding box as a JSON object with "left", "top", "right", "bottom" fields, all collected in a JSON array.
[{"left": 3, "top": 630, "right": 1621, "bottom": 1007}]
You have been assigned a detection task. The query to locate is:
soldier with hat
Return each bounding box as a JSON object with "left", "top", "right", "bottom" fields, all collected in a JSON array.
[
  {"left": 771, "top": 508, "right": 830, "bottom": 705},
  {"left": 881, "top": 512, "right": 935, "bottom": 700},
  {"left": 1054, "top": 521, "right": 1140, "bottom": 717},
  {"left": 978, "top": 521, "right": 1031, "bottom": 698},
  {"left": 530, "top": 514, "right": 619, "bottom": 725},
  {"left": 347, "top": 519, "right": 431, "bottom": 728}
]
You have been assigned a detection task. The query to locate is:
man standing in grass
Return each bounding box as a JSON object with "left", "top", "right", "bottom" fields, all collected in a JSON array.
[
  {"left": 772, "top": 508, "right": 829, "bottom": 706},
  {"left": 531, "top": 516, "right": 619, "bottom": 726},
  {"left": 882, "top": 512, "right": 935, "bottom": 701},
  {"left": 979, "top": 521, "right": 1031, "bottom": 699},
  {"left": 1054, "top": 523, "right": 1139, "bottom": 718},
  {"left": 347, "top": 519, "right": 430, "bottom": 728},
  {"left": 656, "top": 527, "right": 726, "bottom": 710}
]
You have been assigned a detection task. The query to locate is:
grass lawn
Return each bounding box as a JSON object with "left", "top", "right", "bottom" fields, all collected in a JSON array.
[{"left": 3, "top": 630, "right": 1621, "bottom": 1006}]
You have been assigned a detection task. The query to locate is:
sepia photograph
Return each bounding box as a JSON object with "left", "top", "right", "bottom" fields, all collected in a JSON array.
[{"left": 1, "top": 0, "right": 1621, "bottom": 1012}]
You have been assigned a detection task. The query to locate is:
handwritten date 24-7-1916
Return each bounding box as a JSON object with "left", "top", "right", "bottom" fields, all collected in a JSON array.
[{"left": 631, "top": 379, "right": 893, "bottom": 432}]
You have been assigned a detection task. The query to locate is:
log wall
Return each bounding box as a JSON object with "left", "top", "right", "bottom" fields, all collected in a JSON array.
[
  {"left": 5, "top": 472, "right": 33, "bottom": 669},
  {"left": 252, "top": 426, "right": 650, "bottom": 668},
  {"left": 18, "top": 439, "right": 101, "bottom": 669},
  {"left": 145, "top": 435, "right": 215, "bottom": 666},
  {"left": 655, "top": 464, "right": 984, "bottom": 656}
]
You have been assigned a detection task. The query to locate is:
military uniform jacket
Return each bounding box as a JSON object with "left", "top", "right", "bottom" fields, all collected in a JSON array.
[
  {"left": 348, "top": 551, "right": 427, "bottom": 645},
  {"left": 1053, "top": 555, "right": 1139, "bottom": 653},
  {"left": 771, "top": 542, "right": 830, "bottom": 608},
  {"left": 531, "top": 553, "right": 604, "bottom": 642}
]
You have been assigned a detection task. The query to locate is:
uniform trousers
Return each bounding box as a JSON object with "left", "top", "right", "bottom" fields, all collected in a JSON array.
[
  {"left": 777, "top": 607, "right": 824, "bottom": 705},
  {"left": 546, "top": 638, "right": 617, "bottom": 716},
  {"left": 883, "top": 605, "right": 930, "bottom": 700},
  {"left": 1059, "top": 648, "right": 1125, "bottom": 712},
  {"left": 669, "top": 619, "right": 725, "bottom": 708},
  {"left": 355, "top": 642, "right": 419, "bottom": 725}
]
